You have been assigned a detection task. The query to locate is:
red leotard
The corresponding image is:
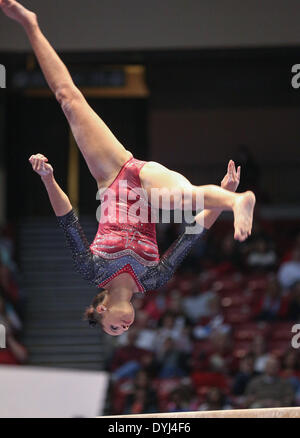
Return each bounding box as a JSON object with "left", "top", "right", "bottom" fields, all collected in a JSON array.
[{"left": 90, "top": 157, "right": 159, "bottom": 265}]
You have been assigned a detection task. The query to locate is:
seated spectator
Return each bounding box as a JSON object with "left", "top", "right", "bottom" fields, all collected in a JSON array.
[
  {"left": 280, "top": 232, "right": 300, "bottom": 263},
  {"left": 138, "top": 351, "right": 158, "bottom": 379},
  {"left": 174, "top": 325, "right": 194, "bottom": 355},
  {"left": 156, "top": 337, "right": 189, "bottom": 378},
  {"left": 278, "top": 247, "right": 300, "bottom": 290},
  {"left": 109, "top": 328, "right": 151, "bottom": 379},
  {"left": 182, "top": 284, "right": 219, "bottom": 325},
  {"left": 193, "top": 294, "right": 231, "bottom": 340},
  {"left": 249, "top": 335, "right": 272, "bottom": 374},
  {"left": 246, "top": 238, "right": 277, "bottom": 272},
  {"left": 192, "top": 330, "right": 237, "bottom": 375},
  {"left": 166, "top": 383, "right": 197, "bottom": 413},
  {"left": 286, "top": 281, "right": 300, "bottom": 321},
  {"left": 244, "top": 355, "right": 295, "bottom": 408},
  {"left": 254, "top": 276, "right": 288, "bottom": 321},
  {"left": 154, "top": 312, "right": 183, "bottom": 355},
  {"left": 0, "top": 227, "right": 18, "bottom": 274},
  {"left": 123, "top": 388, "right": 158, "bottom": 414},
  {"left": 166, "top": 289, "right": 188, "bottom": 330},
  {"left": 0, "top": 261, "right": 20, "bottom": 305},
  {"left": 143, "top": 292, "right": 167, "bottom": 323},
  {"left": 198, "top": 387, "right": 232, "bottom": 411},
  {"left": 117, "top": 310, "right": 157, "bottom": 352},
  {"left": 208, "top": 330, "right": 237, "bottom": 375},
  {"left": 232, "top": 353, "right": 260, "bottom": 397},
  {"left": 0, "top": 296, "right": 28, "bottom": 365},
  {"left": 206, "top": 233, "right": 241, "bottom": 275},
  {"left": 123, "top": 370, "right": 158, "bottom": 414},
  {"left": 279, "top": 349, "right": 300, "bottom": 403},
  {"left": 0, "top": 333, "right": 28, "bottom": 365}
]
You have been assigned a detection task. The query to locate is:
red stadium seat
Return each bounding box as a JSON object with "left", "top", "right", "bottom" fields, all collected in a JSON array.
[
  {"left": 233, "top": 322, "right": 270, "bottom": 341},
  {"left": 269, "top": 340, "right": 291, "bottom": 357},
  {"left": 223, "top": 307, "right": 252, "bottom": 325},
  {"left": 191, "top": 371, "right": 229, "bottom": 390},
  {"left": 153, "top": 378, "right": 182, "bottom": 412},
  {"left": 246, "top": 275, "right": 269, "bottom": 292},
  {"left": 270, "top": 322, "right": 295, "bottom": 340},
  {"left": 221, "top": 292, "right": 253, "bottom": 308},
  {"left": 232, "top": 341, "right": 253, "bottom": 359},
  {"left": 213, "top": 277, "right": 243, "bottom": 294}
]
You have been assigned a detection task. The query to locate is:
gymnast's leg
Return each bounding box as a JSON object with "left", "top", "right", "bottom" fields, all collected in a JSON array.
[
  {"left": 140, "top": 161, "right": 255, "bottom": 242},
  {"left": 0, "top": 0, "right": 131, "bottom": 186}
]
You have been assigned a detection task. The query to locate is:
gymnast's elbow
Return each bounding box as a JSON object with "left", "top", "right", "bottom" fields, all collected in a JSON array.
[{"left": 72, "top": 258, "right": 95, "bottom": 282}]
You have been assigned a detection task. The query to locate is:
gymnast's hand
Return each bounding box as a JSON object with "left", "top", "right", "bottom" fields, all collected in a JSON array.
[
  {"left": 0, "top": 0, "right": 36, "bottom": 27},
  {"left": 29, "top": 154, "right": 53, "bottom": 178},
  {"left": 221, "top": 160, "right": 241, "bottom": 193}
]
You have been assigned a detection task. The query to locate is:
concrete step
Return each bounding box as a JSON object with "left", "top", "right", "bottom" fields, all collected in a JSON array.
[
  {"left": 28, "top": 344, "right": 103, "bottom": 354},
  {"left": 19, "top": 216, "right": 108, "bottom": 372}
]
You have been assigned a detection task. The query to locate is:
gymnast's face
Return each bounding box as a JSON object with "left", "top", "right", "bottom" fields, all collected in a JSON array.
[{"left": 97, "top": 301, "right": 135, "bottom": 336}]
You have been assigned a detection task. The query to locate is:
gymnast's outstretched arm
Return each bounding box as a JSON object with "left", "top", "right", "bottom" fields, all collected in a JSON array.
[
  {"left": 29, "top": 154, "right": 96, "bottom": 281},
  {"left": 29, "top": 153, "right": 72, "bottom": 217},
  {"left": 0, "top": 0, "right": 131, "bottom": 186}
]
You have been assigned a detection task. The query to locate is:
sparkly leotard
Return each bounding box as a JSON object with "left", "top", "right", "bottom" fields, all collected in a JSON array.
[
  {"left": 57, "top": 157, "right": 207, "bottom": 292},
  {"left": 90, "top": 157, "right": 159, "bottom": 264}
]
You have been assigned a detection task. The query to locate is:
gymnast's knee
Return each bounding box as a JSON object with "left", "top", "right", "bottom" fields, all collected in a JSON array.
[{"left": 55, "top": 84, "right": 82, "bottom": 113}]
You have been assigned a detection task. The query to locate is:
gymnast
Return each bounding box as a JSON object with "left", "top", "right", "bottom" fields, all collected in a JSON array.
[{"left": 1, "top": 0, "right": 255, "bottom": 336}]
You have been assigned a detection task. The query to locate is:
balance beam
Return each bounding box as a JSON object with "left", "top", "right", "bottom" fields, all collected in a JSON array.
[{"left": 102, "top": 407, "right": 300, "bottom": 418}]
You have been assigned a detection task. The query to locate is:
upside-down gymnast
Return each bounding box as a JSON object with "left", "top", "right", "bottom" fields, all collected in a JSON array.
[{"left": 1, "top": 0, "right": 255, "bottom": 336}]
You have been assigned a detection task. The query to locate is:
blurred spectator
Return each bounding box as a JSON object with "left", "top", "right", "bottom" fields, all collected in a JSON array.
[
  {"left": 254, "top": 276, "right": 288, "bottom": 321},
  {"left": 0, "top": 226, "right": 28, "bottom": 366},
  {"left": 123, "top": 370, "right": 158, "bottom": 414},
  {"left": 192, "top": 330, "right": 236, "bottom": 375},
  {"left": 206, "top": 233, "right": 242, "bottom": 275},
  {"left": 156, "top": 337, "right": 189, "bottom": 378},
  {"left": 108, "top": 216, "right": 300, "bottom": 414},
  {"left": 246, "top": 238, "right": 277, "bottom": 272},
  {"left": 166, "top": 383, "right": 197, "bottom": 413},
  {"left": 280, "top": 232, "right": 300, "bottom": 263},
  {"left": 174, "top": 325, "right": 194, "bottom": 355},
  {"left": 117, "top": 310, "right": 157, "bottom": 352},
  {"left": 154, "top": 312, "right": 183, "bottom": 355},
  {"left": 279, "top": 349, "right": 300, "bottom": 399},
  {"left": 109, "top": 328, "right": 151, "bottom": 379},
  {"left": 232, "top": 353, "right": 260, "bottom": 397},
  {"left": 0, "top": 296, "right": 28, "bottom": 365},
  {"left": 249, "top": 335, "right": 272, "bottom": 373},
  {"left": 143, "top": 292, "right": 167, "bottom": 323},
  {"left": 198, "top": 387, "right": 232, "bottom": 411},
  {"left": 166, "top": 289, "right": 188, "bottom": 330},
  {"left": 245, "top": 355, "right": 295, "bottom": 408},
  {"left": 182, "top": 285, "right": 218, "bottom": 324},
  {"left": 208, "top": 330, "right": 237, "bottom": 374},
  {"left": 193, "top": 294, "right": 230, "bottom": 340},
  {"left": 286, "top": 281, "right": 300, "bottom": 321},
  {"left": 278, "top": 247, "right": 300, "bottom": 290}
]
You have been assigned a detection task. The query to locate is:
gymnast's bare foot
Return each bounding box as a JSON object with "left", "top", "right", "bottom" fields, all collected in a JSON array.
[
  {"left": 0, "top": 0, "right": 37, "bottom": 27},
  {"left": 233, "top": 191, "right": 256, "bottom": 242}
]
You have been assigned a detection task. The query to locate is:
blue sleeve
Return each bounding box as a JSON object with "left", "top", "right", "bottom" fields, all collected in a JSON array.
[
  {"left": 57, "top": 209, "right": 96, "bottom": 282},
  {"left": 142, "top": 226, "right": 207, "bottom": 290},
  {"left": 157, "top": 227, "right": 207, "bottom": 286}
]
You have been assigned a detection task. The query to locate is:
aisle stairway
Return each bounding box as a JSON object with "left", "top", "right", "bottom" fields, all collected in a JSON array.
[{"left": 19, "top": 215, "right": 113, "bottom": 371}]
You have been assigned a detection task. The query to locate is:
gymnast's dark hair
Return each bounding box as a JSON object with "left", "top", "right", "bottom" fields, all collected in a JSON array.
[{"left": 83, "top": 290, "right": 107, "bottom": 328}]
